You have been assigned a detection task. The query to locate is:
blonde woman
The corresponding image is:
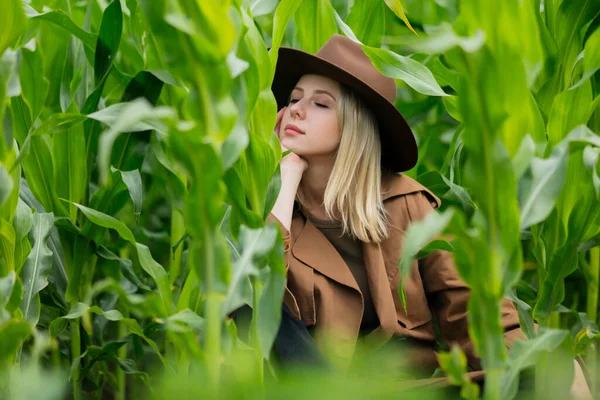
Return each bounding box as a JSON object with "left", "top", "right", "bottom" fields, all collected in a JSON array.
[{"left": 266, "top": 34, "right": 590, "bottom": 397}]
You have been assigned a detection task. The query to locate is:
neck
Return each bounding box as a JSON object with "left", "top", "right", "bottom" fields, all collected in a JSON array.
[{"left": 299, "top": 154, "right": 336, "bottom": 212}]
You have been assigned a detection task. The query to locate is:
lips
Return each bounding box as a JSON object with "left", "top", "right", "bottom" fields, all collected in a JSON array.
[{"left": 284, "top": 124, "right": 304, "bottom": 135}]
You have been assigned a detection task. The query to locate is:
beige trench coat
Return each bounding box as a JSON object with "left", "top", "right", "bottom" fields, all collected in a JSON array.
[{"left": 267, "top": 173, "right": 525, "bottom": 379}]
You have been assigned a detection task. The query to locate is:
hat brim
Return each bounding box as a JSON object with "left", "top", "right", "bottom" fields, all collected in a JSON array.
[{"left": 271, "top": 46, "right": 418, "bottom": 173}]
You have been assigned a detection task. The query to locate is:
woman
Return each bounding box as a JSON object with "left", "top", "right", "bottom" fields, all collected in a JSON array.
[{"left": 265, "top": 34, "right": 590, "bottom": 396}]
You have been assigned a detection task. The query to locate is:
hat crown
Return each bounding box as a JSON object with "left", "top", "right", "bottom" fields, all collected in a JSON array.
[{"left": 315, "top": 35, "right": 396, "bottom": 102}]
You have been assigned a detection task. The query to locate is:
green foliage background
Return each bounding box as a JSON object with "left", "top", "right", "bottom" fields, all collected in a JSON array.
[{"left": 0, "top": 0, "right": 599, "bottom": 399}]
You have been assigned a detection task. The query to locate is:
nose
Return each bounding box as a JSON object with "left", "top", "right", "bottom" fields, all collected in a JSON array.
[{"left": 289, "top": 98, "right": 306, "bottom": 120}]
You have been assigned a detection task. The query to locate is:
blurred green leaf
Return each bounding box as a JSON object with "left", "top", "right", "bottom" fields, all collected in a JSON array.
[
  {"left": 385, "top": 23, "right": 485, "bottom": 54},
  {"left": 519, "top": 135, "right": 570, "bottom": 230},
  {"left": 346, "top": 0, "right": 385, "bottom": 47},
  {"left": 547, "top": 83, "right": 593, "bottom": 149},
  {"left": 0, "top": 319, "right": 31, "bottom": 367},
  {"left": 571, "top": 26, "right": 600, "bottom": 89},
  {"left": 437, "top": 346, "right": 479, "bottom": 400},
  {"left": 294, "top": 0, "right": 338, "bottom": 54},
  {"left": 415, "top": 238, "right": 454, "bottom": 259},
  {"left": 399, "top": 208, "right": 454, "bottom": 278},
  {"left": 0, "top": 0, "right": 27, "bottom": 56},
  {"left": 363, "top": 46, "right": 448, "bottom": 96},
  {"left": 500, "top": 329, "right": 568, "bottom": 400},
  {"left": 164, "top": 309, "right": 204, "bottom": 333},
  {"left": 95, "top": 98, "right": 174, "bottom": 186},
  {"left": 0, "top": 167, "right": 13, "bottom": 209},
  {"left": 0, "top": 219, "right": 16, "bottom": 277},
  {"left": 269, "top": 0, "right": 305, "bottom": 71}
]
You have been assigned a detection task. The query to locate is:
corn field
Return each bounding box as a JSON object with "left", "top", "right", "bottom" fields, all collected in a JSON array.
[{"left": 0, "top": 0, "right": 599, "bottom": 399}]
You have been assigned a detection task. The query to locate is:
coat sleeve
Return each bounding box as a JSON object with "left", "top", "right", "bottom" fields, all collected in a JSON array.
[
  {"left": 405, "top": 192, "right": 525, "bottom": 371},
  {"left": 266, "top": 213, "right": 302, "bottom": 320}
]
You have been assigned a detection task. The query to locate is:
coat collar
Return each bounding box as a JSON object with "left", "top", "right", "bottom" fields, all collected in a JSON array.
[
  {"left": 290, "top": 173, "right": 439, "bottom": 291},
  {"left": 380, "top": 172, "right": 441, "bottom": 206}
]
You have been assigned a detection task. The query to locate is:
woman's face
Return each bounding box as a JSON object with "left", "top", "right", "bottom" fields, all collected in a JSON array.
[{"left": 278, "top": 74, "right": 341, "bottom": 158}]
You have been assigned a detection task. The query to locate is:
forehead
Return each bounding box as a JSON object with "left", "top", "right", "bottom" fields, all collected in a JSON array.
[{"left": 294, "top": 74, "right": 340, "bottom": 94}]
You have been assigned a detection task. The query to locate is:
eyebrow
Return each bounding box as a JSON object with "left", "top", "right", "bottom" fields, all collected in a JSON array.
[{"left": 291, "top": 87, "right": 337, "bottom": 101}]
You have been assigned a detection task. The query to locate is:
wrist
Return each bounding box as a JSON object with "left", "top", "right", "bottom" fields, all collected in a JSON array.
[{"left": 280, "top": 167, "right": 304, "bottom": 184}]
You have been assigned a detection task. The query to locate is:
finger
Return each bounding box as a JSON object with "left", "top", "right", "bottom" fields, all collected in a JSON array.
[{"left": 274, "top": 107, "right": 287, "bottom": 137}]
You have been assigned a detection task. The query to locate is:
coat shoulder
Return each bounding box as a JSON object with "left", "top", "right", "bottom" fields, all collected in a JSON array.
[{"left": 381, "top": 173, "right": 441, "bottom": 209}]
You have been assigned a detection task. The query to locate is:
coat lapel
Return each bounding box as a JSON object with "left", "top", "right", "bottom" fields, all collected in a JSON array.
[
  {"left": 291, "top": 216, "right": 361, "bottom": 293},
  {"left": 291, "top": 212, "right": 398, "bottom": 345},
  {"left": 361, "top": 242, "right": 397, "bottom": 346}
]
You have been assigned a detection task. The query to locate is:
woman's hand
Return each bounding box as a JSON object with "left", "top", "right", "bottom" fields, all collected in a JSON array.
[{"left": 275, "top": 107, "right": 308, "bottom": 176}]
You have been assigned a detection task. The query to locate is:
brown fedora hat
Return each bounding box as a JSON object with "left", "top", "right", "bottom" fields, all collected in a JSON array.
[{"left": 271, "top": 34, "right": 418, "bottom": 172}]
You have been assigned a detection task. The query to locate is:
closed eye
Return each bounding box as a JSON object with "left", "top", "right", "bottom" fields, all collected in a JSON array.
[{"left": 315, "top": 103, "right": 328, "bottom": 108}]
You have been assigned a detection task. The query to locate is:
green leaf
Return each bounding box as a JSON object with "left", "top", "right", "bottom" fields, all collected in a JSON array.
[
  {"left": 383, "top": 0, "right": 417, "bottom": 35},
  {"left": 547, "top": 83, "right": 593, "bottom": 149},
  {"left": 135, "top": 243, "right": 174, "bottom": 316},
  {"left": 0, "top": 271, "right": 21, "bottom": 322},
  {"left": 95, "top": 98, "right": 174, "bottom": 186},
  {"left": 112, "top": 70, "right": 167, "bottom": 172},
  {"left": 505, "top": 290, "right": 536, "bottom": 340},
  {"left": 346, "top": 0, "right": 385, "bottom": 47},
  {"left": 0, "top": 271, "right": 17, "bottom": 309},
  {"left": 74, "top": 203, "right": 136, "bottom": 244},
  {"left": 437, "top": 346, "right": 480, "bottom": 400},
  {"left": 0, "top": 49, "right": 19, "bottom": 159},
  {"left": 164, "top": 309, "right": 204, "bottom": 332},
  {"left": 0, "top": 219, "right": 16, "bottom": 276},
  {"left": 96, "top": 246, "right": 150, "bottom": 291},
  {"left": 500, "top": 329, "right": 568, "bottom": 400},
  {"left": 27, "top": 8, "right": 96, "bottom": 51},
  {"left": 224, "top": 168, "right": 263, "bottom": 229},
  {"left": 19, "top": 212, "right": 54, "bottom": 324},
  {"left": 294, "top": 0, "right": 338, "bottom": 54},
  {"left": 250, "top": 0, "right": 279, "bottom": 16},
  {"left": 95, "top": 0, "right": 123, "bottom": 85},
  {"left": 0, "top": 166, "right": 13, "bottom": 209},
  {"left": 384, "top": 22, "right": 485, "bottom": 54},
  {"left": 222, "top": 123, "right": 249, "bottom": 172},
  {"left": 269, "top": 0, "right": 305, "bottom": 71},
  {"left": 222, "top": 225, "right": 278, "bottom": 317},
  {"left": 53, "top": 106, "right": 87, "bottom": 221},
  {"left": 11, "top": 98, "right": 67, "bottom": 217},
  {"left": 512, "top": 135, "right": 536, "bottom": 182},
  {"left": 20, "top": 45, "right": 50, "bottom": 122},
  {"left": 571, "top": 26, "right": 600, "bottom": 89},
  {"left": 554, "top": 0, "right": 597, "bottom": 65},
  {"left": 415, "top": 238, "right": 454, "bottom": 260},
  {"left": 332, "top": 8, "right": 361, "bottom": 43},
  {"left": 50, "top": 300, "right": 167, "bottom": 366},
  {"left": 399, "top": 208, "right": 455, "bottom": 278},
  {"left": 256, "top": 230, "right": 286, "bottom": 358},
  {"left": 0, "top": 319, "right": 31, "bottom": 367},
  {"left": 362, "top": 46, "right": 449, "bottom": 96},
  {"left": 0, "top": 0, "right": 27, "bottom": 56},
  {"left": 17, "top": 187, "right": 66, "bottom": 299},
  {"left": 113, "top": 168, "right": 143, "bottom": 220},
  {"left": 520, "top": 126, "right": 595, "bottom": 229}
]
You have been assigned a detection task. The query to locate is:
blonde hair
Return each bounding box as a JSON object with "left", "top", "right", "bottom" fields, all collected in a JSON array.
[{"left": 297, "top": 85, "right": 389, "bottom": 243}]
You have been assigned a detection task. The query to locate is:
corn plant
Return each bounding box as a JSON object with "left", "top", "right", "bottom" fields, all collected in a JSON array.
[{"left": 0, "top": 0, "right": 599, "bottom": 400}]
